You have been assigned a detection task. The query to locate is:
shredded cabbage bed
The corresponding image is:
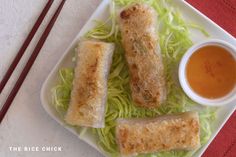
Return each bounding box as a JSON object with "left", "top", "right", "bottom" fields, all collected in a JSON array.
[{"left": 52, "top": 0, "right": 216, "bottom": 156}]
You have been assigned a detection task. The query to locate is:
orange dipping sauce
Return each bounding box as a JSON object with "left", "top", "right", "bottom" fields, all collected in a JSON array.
[{"left": 186, "top": 45, "right": 236, "bottom": 99}]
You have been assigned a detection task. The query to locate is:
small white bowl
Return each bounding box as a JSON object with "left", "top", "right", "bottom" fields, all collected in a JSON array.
[{"left": 179, "top": 39, "right": 236, "bottom": 106}]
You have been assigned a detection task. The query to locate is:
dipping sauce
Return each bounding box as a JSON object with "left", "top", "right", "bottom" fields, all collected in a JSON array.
[{"left": 186, "top": 45, "right": 236, "bottom": 99}]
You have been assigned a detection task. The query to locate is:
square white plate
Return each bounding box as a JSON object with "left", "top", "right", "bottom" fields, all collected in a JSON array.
[{"left": 40, "top": 0, "right": 236, "bottom": 156}]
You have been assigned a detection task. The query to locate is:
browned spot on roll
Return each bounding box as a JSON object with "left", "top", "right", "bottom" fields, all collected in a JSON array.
[{"left": 120, "top": 10, "right": 130, "bottom": 19}]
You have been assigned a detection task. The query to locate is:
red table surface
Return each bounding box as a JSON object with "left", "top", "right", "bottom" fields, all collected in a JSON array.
[{"left": 186, "top": 0, "right": 236, "bottom": 156}]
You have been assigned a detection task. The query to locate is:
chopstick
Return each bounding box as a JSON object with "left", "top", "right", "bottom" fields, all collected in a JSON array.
[
  {"left": 0, "top": 0, "right": 54, "bottom": 94},
  {"left": 0, "top": 0, "right": 67, "bottom": 123}
]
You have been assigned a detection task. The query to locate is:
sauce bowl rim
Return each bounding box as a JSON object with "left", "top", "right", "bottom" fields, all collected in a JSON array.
[{"left": 178, "top": 39, "right": 236, "bottom": 106}]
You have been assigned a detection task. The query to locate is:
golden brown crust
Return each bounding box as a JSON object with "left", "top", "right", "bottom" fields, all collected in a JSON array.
[
  {"left": 65, "top": 40, "right": 114, "bottom": 128},
  {"left": 119, "top": 3, "right": 166, "bottom": 108},
  {"left": 116, "top": 112, "right": 200, "bottom": 156}
]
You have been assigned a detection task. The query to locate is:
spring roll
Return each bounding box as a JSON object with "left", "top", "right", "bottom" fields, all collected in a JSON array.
[
  {"left": 65, "top": 40, "right": 115, "bottom": 128},
  {"left": 119, "top": 3, "right": 166, "bottom": 108},
  {"left": 116, "top": 111, "right": 200, "bottom": 156}
]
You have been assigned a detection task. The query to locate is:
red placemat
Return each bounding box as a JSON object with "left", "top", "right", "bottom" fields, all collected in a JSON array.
[{"left": 186, "top": 0, "right": 236, "bottom": 156}]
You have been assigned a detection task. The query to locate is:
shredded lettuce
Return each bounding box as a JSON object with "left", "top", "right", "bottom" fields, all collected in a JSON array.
[
  {"left": 51, "top": 68, "right": 73, "bottom": 116},
  {"left": 52, "top": 0, "right": 216, "bottom": 157}
]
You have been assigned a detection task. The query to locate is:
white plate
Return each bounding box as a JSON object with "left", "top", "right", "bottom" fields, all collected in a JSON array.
[{"left": 40, "top": 0, "right": 236, "bottom": 156}]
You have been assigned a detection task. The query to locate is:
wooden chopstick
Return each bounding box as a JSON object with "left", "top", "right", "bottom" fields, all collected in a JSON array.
[
  {"left": 0, "top": 0, "right": 54, "bottom": 94},
  {"left": 0, "top": 0, "right": 67, "bottom": 123}
]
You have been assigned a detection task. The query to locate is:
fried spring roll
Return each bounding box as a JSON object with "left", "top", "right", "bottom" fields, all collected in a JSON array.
[
  {"left": 116, "top": 112, "right": 200, "bottom": 156},
  {"left": 65, "top": 40, "right": 115, "bottom": 128},
  {"left": 119, "top": 3, "right": 166, "bottom": 108}
]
